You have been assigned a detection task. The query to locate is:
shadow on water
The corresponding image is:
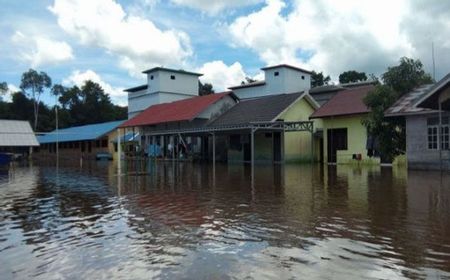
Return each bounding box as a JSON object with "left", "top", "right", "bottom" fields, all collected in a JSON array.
[{"left": 0, "top": 160, "right": 449, "bottom": 279}]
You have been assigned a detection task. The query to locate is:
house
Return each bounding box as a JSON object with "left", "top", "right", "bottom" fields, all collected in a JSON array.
[
  {"left": 385, "top": 73, "right": 450, "bottom": 170},
  {"left": 228, "top": 64, "right": 312, "bottom": 99},
  {"left": 310, "top": 85, "right": 378, "bottom": 164},
  {"left": 208, "top": 92, "right": 321, "bottom": 163},
  {"left": 119, "top": 92, "right": 238, "bottom": 160},
  {"left": 36, "top": 120, "right": 125, "bottom": 160},
  {"left": 125, "top": 67, "right": 203, "bottom": 119},
  {"left": 0, "top": 119, "right": 39, "bottom": 158}
]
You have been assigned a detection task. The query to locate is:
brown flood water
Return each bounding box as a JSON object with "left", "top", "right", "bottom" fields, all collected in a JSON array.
[{"left": 0, "top": 161, "right": 450, "bottom": 279}]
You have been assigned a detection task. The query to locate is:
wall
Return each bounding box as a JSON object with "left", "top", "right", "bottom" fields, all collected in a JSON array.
[
  {"left": 280, "top": 97, "right": 321, "bottom": 162},
  {"left": 406, "top": 114, "right": 450, "bottom": 170},
  {"left": 322, "top": 114, "right": 379, "bottom": 165},
  {"left": 36, "top": 135, "right": 114, "bottom": 161},
  {"left": 232, "top": 66, "right": 311, "bottom": 99},
  {"left": 197, "top": 95, "right": 237, "bottom": 121},
  {"left": 155, "top": 71, "right": 199, "bottom": 96}
]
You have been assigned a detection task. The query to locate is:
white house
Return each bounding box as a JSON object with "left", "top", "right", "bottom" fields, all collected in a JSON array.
[
  {"left": 125, "top": 67, "right": 203, "bottom": 119},
  {"left": 228, "top": 64, "right": 312, "bottom": 99}
]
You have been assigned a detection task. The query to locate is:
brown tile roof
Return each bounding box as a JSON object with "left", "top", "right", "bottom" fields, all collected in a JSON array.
[
  {"left": 384, "top": 84, "right": 436, "bottom": 117},
  {"left": 310, "top": 85, "right": 375, "bottom": 119}
]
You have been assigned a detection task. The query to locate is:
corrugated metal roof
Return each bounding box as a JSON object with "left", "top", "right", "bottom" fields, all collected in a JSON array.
[
  {"left": 37, "top": 120, "right": 124, "bottom": 144},
  {"left": 0, "top": 120, "right": 39, "bottom": 147},
  {"left": 120, "top": 92, "right": 233, "bottom": 128},
  {"left": 310, "top": 85, "right": 375, "bottom": 119},
  {"left": 208, "top": 92, "right": 304, "bottom": 126},
  {"left": 385, "top": 84, "right": 436, "bottom": 117}
]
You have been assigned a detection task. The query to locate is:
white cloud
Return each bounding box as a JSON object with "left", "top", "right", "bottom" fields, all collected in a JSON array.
[
  {"left": 0, "top": 84, "right": 20, "bottom": 103},
  {"left": 49, "top": 0, "right": 192, "bottom": 77},
  {"left": 62, "top": 70, "right": 127, "bottom": 106},
  {"left": 170, "top": 0, "right": 263, "bottom": 14},
  {"left": 11, "top": 31, "right": 74, "bottom": 67},
  {"left": 226, "top": 0, "right": 423, "bottom": 79},
  {"left": 197, "top": 61, "right": 247, "bottom": 91}
]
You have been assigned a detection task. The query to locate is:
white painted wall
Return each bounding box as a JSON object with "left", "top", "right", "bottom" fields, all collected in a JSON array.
[
  {"left": 128, "top": 69, "right": 201, "bottom": 119},
  {"left": 232, "top": 66, "right": 311, "bottom": 99},
  {"left": 152, "top": 71, "right": 198, "bottom": 95},
  {"left": 197, "top": 95, "right": 237, "bottom": 120}
]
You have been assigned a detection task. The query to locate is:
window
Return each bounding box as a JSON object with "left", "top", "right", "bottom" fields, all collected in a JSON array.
[
  {"left": 102, "top": 139, "right": 108, "bottom": 148},
  {"left": 427, "top": 117, "right": 450, "bottom": 150},
  {"left": 170, "top": 75, "right": 176, "bottom": 80},
  {"left": 150, "top": 75, "right": 154, "bottom": 80},
  {"left": 301, "top": 75, "right": 305, "bottom": 80},
  {"left": 274, "top": 71, "right": 279, "bottom": 76}
]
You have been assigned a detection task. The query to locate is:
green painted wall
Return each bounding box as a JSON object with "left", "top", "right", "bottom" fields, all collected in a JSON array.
[
  {"left": 322, "top": 114, "right": 380, "bottom": 165},
  {"left": 227, "top": 96, "right": 322, "bottom": 163},
  {"left": 280, "top": 97, "right": 322, "bottom": 162}
]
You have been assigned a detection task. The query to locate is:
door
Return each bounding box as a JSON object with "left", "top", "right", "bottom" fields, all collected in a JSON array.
[{"left": 327, "top": 128, "right": 347, "bottom": 163}]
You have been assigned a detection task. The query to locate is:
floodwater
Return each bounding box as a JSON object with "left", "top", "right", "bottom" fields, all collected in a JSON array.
[{"left": 0, "top": 161, "right": 450, "bottom": 280}]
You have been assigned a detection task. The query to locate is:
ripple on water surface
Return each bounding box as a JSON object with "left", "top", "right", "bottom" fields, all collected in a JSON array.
[{"left": 0, "top": 163, "right": 450, "bottom": 279}]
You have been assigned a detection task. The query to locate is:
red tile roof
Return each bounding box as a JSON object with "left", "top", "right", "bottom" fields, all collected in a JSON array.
[
  {"left": 121, "top": 92, "right": 233, "bottom": 127},
  {"left": 310, "top": 85, "right": 375, "bottom": 119}
]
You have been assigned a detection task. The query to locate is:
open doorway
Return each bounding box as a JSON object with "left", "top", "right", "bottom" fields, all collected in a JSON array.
[{"left": 327, "top": 128, "right": 347, "bottom": 163}]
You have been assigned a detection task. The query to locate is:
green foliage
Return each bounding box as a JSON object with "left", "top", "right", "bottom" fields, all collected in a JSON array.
[
  {"left": 20, "top": 69, "right": 52, "bottom": 129},
  {"left": 363, "top": 57, "right": 433, "bottom": 162},
  {"left": 56, "top": 80, "right": 126, "bottom": 127},
  {"left": 198, "top": 82, "right": 215, "bottom": 96},
  {"left": 382, "top": 57, "right": 434, "bottom": 95},
  {"left": 1, "top": 73, "right": 127, "bottom": 131},
  {"left": 362, "top": 85, "right": 405, "bottom": 162},
  {"left": 0, "top": 82, "right": 8, "bottom": 95},
  {"left": 339, "top": 70, "right": 367, "bottom": 84},
  {"left": 241, "top": 77, "right": 256, "bottom": 85},
  {"left": 311, "top": 71, "right": 330, "bottom": 88}
]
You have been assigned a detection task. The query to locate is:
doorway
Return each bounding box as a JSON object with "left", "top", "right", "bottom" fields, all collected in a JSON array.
[
  {"left": 273, "top": 132, "right": 282, "bottom": 162},
  {"left": 327, "top": 128, "right": 347, "bottom": 163}
]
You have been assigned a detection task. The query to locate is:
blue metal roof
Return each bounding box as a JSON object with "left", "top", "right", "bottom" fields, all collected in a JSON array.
[{"left": 37, "top": 120, "right": 125, "bottom": 144}]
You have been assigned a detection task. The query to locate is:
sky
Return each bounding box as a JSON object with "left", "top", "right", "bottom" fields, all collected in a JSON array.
[{"left": 1, "top": 0, "right": 450, "bottom": 106}]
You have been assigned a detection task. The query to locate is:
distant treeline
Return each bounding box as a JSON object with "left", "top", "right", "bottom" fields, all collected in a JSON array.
[{"left": 0, "top": 69, "right": 127, "bottom": 132}]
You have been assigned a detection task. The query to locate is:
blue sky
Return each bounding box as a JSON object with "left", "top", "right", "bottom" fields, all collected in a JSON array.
[{"left": 1, "top": 0, "right": 450, "bottom": 105}]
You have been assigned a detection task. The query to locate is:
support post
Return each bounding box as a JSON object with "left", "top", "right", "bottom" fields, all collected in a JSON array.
[
  {"left": 212, "top": 133, "right": 216, "bottom": 163},
  {"left": 117, "top": 128, "right": 121, "bottom": 175},
  {"left": 439, "top": 101, "right": 443, "bottom": 171},
  {"left": 310, "top": 123, "right": 314, "bottom": 164},
  {"left": 251, "top": 128, "right": 255, "bottom": 166}
]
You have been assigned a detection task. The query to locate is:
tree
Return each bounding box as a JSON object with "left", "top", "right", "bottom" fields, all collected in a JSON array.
[
  {"left": 0, "top": 82, "right": 8, "bottom": 95},
  {"left": 311, "top": 71, "right": 331, "bottom": 88},
  {"left": 20, "top": 69, "right": 52, "bottom": 130},
  {"left": 382, "top": 57, "right": 433, "bottom": 95},
  {"left": 339, "top": 70, "right": 367, "bottom": 84},
  {"left": 241, "top": 77, "right": 257, "bottom": 85},
  {"left": 198, "top": 82, "right": 215, "bottom": 96},
  {"left": 57, "top": 80, "right": 127, "bottom": 127},
  {"left": 0, "top": 82, "right": 7, "bottom": 102},
  {"left": 363, "top": 57, "right": 433, "bottom": 162}
]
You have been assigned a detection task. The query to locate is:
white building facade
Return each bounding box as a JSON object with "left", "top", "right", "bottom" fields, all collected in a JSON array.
[
  {"left": 229, "top": 64, "right": 312, "bottom": 99},
  {"left": 126, "top": 67, "right": 202, "bottom": 119}
]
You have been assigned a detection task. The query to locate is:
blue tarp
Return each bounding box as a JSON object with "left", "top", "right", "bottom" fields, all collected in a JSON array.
[{"left": 37, "top": 120, "right": 125, "bottom": 144}]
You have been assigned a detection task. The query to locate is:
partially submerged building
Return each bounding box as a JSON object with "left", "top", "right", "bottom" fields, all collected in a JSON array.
[
  {"left": 310, "top": 85, "right": 378, "bottom": 164},
  {"left": 208, "top": 92, "right": 320, "bottom": 163},
  {"left": 0, "top": 119, "right": 39, "bottom": 157},
  {"left": 386, "top": 73, "right": 450, "bottom": 170},
  {"left": 37, "top": 120, "right": 125, "bottom": 160}
]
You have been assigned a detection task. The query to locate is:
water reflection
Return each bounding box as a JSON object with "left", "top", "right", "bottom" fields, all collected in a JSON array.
[{"left": 0, "top": 161, "right": 449, "bottom": 279}]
